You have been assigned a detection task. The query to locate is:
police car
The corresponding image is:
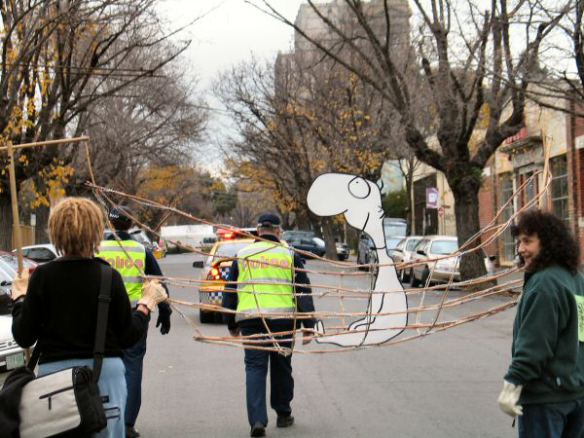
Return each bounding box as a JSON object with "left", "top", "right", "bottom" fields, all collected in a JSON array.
[{"left": 193, "top": 237, "right": 255, "bottom": 323}]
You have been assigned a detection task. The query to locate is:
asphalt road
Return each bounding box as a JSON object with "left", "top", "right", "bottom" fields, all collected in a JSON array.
[{"left": 133, "top": 253, "right": 517, "bottom": 438}]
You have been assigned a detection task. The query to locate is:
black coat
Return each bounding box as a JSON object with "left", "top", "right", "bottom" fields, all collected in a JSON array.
[{"left": 0, "top": 365, "right": 35, "bottom": 437}]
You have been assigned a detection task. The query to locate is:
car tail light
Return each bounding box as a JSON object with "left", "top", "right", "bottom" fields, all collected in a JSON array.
[{"left": 208, "top": 267, "right": 221, "bottom": 280}]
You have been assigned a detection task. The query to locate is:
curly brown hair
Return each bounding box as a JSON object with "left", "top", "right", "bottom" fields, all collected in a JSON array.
[
  {"left": 48, "top": 197, "right": 105, "bottom": 257},
  {"left": 511, "top": 209, "right": 580, "bottom": 274}
]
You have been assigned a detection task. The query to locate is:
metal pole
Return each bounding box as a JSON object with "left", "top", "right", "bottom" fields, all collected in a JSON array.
[{"left": 6, "top": 140, "right": 23, "bottom": 273}]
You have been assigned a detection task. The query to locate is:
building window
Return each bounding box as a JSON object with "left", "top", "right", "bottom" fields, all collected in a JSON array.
[
  {"left": 551, "top": 155, "right": 569, "bottom": 222},
  {"left": 518, "top": 170, "right": 537, "bottom": 210},
  {"left": 499, "top": 173, "right": 515, "bottom": 263}
]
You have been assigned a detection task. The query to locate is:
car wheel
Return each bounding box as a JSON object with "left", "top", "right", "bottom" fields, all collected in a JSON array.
[
  {"left": 400, "top": 268, "right": 410, "bottom": 283},
  {"left": 411, "top": 269, "right": 420, "bottom": 287},
  {"left": 357, "top": 252, "right": 366, "bottom": 270},
  {"left": 199, "top": 310, "right": 214, "bottom": 324}
]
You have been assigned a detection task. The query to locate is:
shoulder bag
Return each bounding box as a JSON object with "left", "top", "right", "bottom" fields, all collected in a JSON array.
[{"left": 0, "top": 264, "right": 112, "bottom": 438}]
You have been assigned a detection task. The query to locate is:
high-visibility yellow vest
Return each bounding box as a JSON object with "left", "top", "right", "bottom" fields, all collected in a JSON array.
[
  {"left": 96, "top": 239, "right": 146, "bottom": 302},
  {"left": 235, "top": 241, "right": 296, "bottom": 322}
]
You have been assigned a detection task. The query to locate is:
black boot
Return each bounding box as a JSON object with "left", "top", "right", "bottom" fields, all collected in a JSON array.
[
  {"left": 277, "top": 414, "right": 295, "bottom": 428},
  {"left": 126, "top": 426, "right": 141, "bottom": 438},
  {"left": 250, "top": 422, "right": 266, "bottom": 437}
]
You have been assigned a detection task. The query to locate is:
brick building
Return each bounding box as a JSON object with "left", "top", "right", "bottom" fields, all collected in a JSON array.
[{"left": 413, "top": 96, "right": 577, "bottom": 266}]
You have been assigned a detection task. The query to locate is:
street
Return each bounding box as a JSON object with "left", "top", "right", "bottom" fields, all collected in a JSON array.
[{"left": 133, "top": 253, "right": 517, "bottom": 438}]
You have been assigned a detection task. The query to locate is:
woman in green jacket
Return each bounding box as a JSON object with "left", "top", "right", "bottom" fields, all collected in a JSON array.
[{"left": 499, "top": 210, "right": 584, "bottom": 438}]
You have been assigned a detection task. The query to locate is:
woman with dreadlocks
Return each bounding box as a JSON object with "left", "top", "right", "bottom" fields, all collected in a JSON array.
[
  {"left": 499, "top": 209, "right": 584, "bottom": 437},
  {"left": 11, "top": 197, "right": 167, "bottom": 438}
]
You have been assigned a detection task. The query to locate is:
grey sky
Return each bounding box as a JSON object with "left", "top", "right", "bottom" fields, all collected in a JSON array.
[
  {"left": 157, "top": 0, "right": 305, "bottom": 172},
  {"left": 159, "top": 0, "right": 303, "bottom": 88}
]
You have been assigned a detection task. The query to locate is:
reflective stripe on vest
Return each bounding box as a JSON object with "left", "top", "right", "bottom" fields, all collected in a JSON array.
[
  {"left": 235, "top": 241, "right": 295, "bottom": 322},
  {"left": 96, "top": 240, "right": 146, "bottom": 301}
]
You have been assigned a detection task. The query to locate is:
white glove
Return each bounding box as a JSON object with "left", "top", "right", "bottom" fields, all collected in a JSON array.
[
  {"left": 138, "top": 280, "right": 168, "bottom": 312},
  {"left": 498, "top": 380, "right": 523, "bottom": 417},
  {"left": 11, "top": 270, "right": 30, "bottom": 301}
]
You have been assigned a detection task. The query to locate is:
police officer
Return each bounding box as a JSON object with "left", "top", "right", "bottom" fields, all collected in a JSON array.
[
  {"left": 97, "top": 206, "right": 172, "bottom": 438},
  {"left": 222, "top": 213, "right": 315, "bottom": 437}
]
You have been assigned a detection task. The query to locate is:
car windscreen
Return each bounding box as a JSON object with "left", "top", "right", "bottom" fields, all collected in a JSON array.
[
  {"left": 130, "top": 231, "right": 151, "bottom": 245},
  {"left": 0, "top": 265, "right": 12, "bottom": 284},
  {"left": 395, "top": 239, "right": 406, "bottom": 250},
  {"left": 214, "top": 242, "right": 252, "bottom": 258},
  {"left": 312, "top": 237, "right": 325, "bottom": 248},
  {"left": 0, "top": 254, "right": 35, "bottom": 271},
  {"left": 23, "top": 247, "right": 56, "bottom": 262},
  {"left": 406, "top": 239, "right": 421, "bottom": 251},
  {"left": 0, "top": 260, "right": 16, "bottom": 278},
  {"left": 386, "top": 237, "right": 402, "bottom": 249},
  {"left": 383, "top": 223, "right": 407, "bottom": 236},
  {"left": 430, "top": 240, "right": 458, "bottom": 255},
  {"left": 283, "top": 231, "right": 315, "bottom": 241}
]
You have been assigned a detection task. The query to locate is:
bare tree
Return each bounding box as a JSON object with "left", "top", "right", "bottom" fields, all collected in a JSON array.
[
  {"left": 251, "top": 0, "right": 565, "bottom": 279},
  {"left": 216, "top": 59, "right": 318, "bottom": 229},
  {"left": 0, "top": 0, "right": 202, "bottom": 248}
]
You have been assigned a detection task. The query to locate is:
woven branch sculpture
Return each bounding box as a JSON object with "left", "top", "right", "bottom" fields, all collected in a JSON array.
[{"left": 87, "top": 169, "right": 548, "bottom": 355}]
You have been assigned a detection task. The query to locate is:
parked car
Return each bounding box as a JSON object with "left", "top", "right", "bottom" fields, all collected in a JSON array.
[
  {"left": 385, "top": 236, "right": 402, "bottom": 252},
  {"left": 409, "top": 236, "right": 460, "bottom": 286},
  {"left": 282, "top": 231, "right": 325, "bottom": 258},
  {"left": 390, "top": 236, "right": 422, "bottom": 282},
  {"left": 192, "top": 238, "right": 255, "bottom": 323},
  {"left": 410, "top": 235, "right": 496, "bottom": 287},
  {"left": 0, "top": 252, "right": 38, "bottom": 315},
  {"left": 357, "top": 233, "right": 375, "bottom": 268},
  {"left": 0, "top": 264, "right": 15, "bottom": 316},
  {"left": 357, "top": 233, "right": 401, "bottom": 269},
  {"left": 0, "top": 252, "right": 34, "bottom": 371},
  {"left": 19, "top": 244, "right": 59, "bottom": 263},
  {"left": 335, "top": 241, "right": 349, "bottom": 261},
  {"left": 383, "top": 217, "right": 408, "bottom": 238},
  {"left": 0, "top": 315, "right": 25, "bottom": 371},
  {"left": 283, "top": 230, "right": 349, "bottom": 260}
]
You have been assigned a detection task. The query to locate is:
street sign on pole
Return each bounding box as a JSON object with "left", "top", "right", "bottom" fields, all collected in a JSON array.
[{"left": 426, "top": 187, "right": 439, "bottom": 209}]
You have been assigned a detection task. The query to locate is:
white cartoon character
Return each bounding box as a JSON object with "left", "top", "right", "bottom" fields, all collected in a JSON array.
[{"left": 307, "top": 173, "right": 408, "bottom": 347}]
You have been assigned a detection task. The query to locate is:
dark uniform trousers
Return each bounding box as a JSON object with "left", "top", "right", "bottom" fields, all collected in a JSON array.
[{"left": 240, "top": 324, "right": 294, "bottom": 427}]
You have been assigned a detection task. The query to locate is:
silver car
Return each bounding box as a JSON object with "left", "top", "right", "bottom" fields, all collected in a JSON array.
[
  {"left": 19, "top": 244, "right": 59, "bottom": 263},
  {"left": 0, "top": 315, "right": 25, "bottom": 371},
  {"left": 0, "top": 253, "right": 36, "bottom": 371},
  {"left": 409, "top": 238, "right": 499, "bottom": 286},
  {"left": 410, "top": 236, "right": 460, "bottom": 286},
  {"left": 390, "top": 236, "right": 422, "bottom": 282}
]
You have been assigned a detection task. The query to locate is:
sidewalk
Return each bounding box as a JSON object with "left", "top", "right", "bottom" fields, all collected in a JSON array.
[{"left": 495, "top": 266, "right": 524, "bottom": 291}]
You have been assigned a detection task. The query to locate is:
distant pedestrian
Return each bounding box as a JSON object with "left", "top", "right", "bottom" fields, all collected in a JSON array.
[
  {"left": 498, "top": 209, "right": 584, "bottom": 437},
  {"left": 222, "top": 213, "right": 316, "bottom": 437}
]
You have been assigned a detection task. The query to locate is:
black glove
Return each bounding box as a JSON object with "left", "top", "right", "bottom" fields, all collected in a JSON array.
[{"left": 156, "top": 302, "right": 172, "bottom": 335}]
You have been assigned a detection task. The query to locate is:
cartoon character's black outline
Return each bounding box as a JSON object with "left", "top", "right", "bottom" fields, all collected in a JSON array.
[{"left": 307, "top": 172, "right": 408, "bottom": 347}]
